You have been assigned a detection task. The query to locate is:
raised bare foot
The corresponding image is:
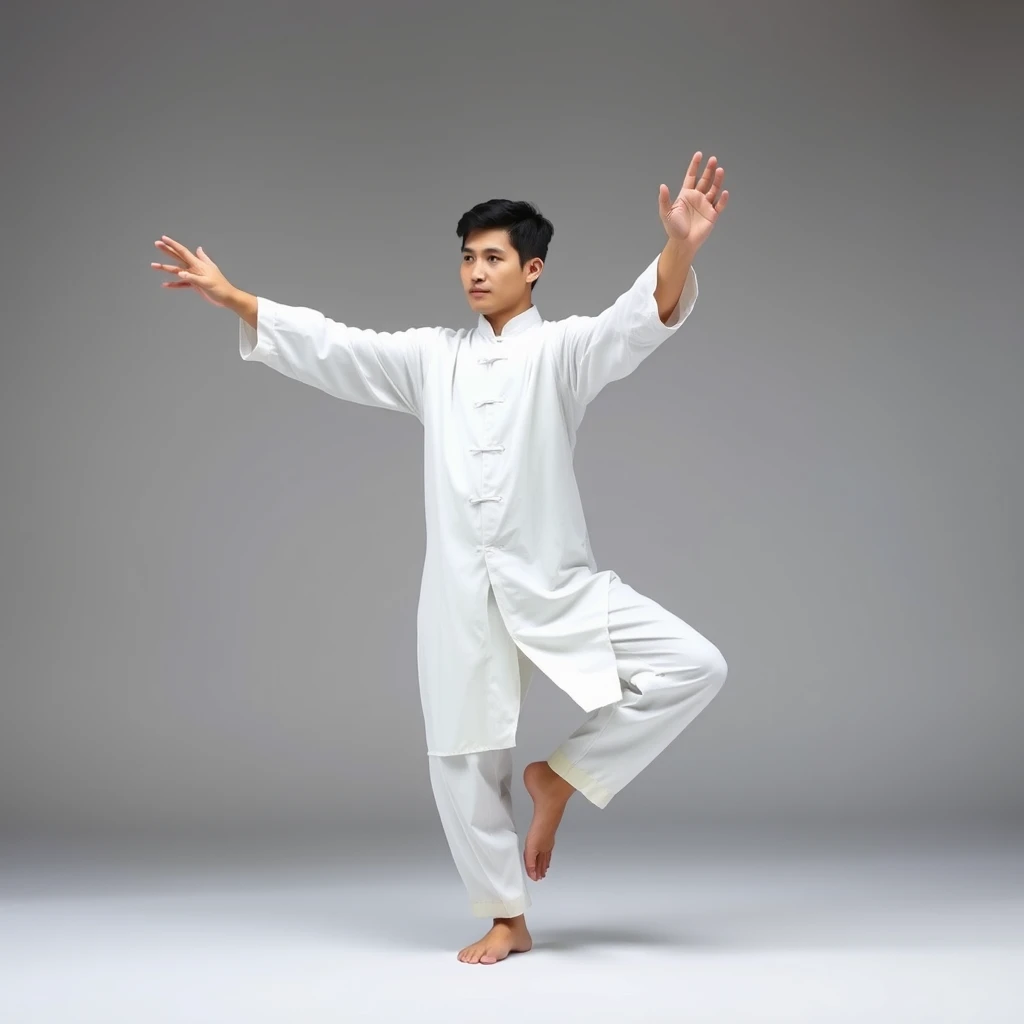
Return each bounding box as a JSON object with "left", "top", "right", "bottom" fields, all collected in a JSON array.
[
  {"left": 523, "top": 760, "right": 576, "bottom": 881},
  {"left": 457, "top": 915, "right": 533, "bottom": 964}
]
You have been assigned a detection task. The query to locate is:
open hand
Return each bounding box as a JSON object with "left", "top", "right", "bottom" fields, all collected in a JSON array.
[
  {"left": 658, "top": 152, "right": 729, "bottom": 251},
  {"left": 150, "top": 235, "right": 236, "bottom": 307}
]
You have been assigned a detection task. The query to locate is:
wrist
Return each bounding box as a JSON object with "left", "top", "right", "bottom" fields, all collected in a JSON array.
[
  {"left": 225, "top": 285, "right": 258, "bottom": 327},
  {"left": 662, "top": 236, "right": 699, "bottom": 261}
]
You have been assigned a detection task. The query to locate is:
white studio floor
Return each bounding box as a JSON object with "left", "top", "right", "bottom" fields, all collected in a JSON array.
[{"left": 2, "top": 823, "right": 1022, "bottom": 1023}]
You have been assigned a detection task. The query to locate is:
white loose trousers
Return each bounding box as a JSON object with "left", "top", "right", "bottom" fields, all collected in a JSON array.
[{"left": 428, "top": 571, "right": 727, "bottom": 918}]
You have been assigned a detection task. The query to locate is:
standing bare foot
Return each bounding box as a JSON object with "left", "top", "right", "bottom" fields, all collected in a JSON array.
[
  {"left": 523, "top": 760, "right": 576, "bottom": 881},
  {"left": 457, "top": 915, "right": 533, "bottom": 964}
]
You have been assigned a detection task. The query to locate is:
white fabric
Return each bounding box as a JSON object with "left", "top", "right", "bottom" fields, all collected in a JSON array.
[
  {"left": 239, "top": 253, "right": 698, "bottom": 755},
  {"left": 428, "top": 747, "right": 533, "bottom": 919},
  {"left": 430, "top": 571, "right": 727, "bottom": 917}
]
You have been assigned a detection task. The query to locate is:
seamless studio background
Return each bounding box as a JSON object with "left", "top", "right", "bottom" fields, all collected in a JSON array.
[
  {"left": 0, "top": 1, "right": 1022, "bottom": 1018},
  {"left": 2, "top": 0, "right": 1020, "bottom": 846}
]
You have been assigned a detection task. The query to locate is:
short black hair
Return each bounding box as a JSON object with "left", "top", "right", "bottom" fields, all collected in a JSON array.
[{"left": 456, "top": 199, "right": 554, "bottom": 291}]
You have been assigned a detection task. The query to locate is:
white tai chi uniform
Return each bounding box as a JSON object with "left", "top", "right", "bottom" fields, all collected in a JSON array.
[{"left": 239, "top": 249, "right": 726, "bottom": 916}]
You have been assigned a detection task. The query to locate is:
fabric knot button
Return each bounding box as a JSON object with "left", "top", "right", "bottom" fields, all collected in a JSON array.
[
  {"left": 469, "top": 445, "right": 506, "bottom": 454},
  {"left": 468, "top": 495, "right": 503, "bottom": 505},
  {"left": 474, "top": 398, "right": 505, "bottom": 408},
  {"left": 478, "top": 356, "right": 508, "bottom": 366}
]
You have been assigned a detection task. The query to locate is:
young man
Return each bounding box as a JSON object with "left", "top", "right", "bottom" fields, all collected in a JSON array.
[{"left": 151, "top": 150, "right": 730, "bottom": 965}]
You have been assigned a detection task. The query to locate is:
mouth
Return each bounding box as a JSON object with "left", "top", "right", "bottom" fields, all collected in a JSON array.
[{"left": 470, "top": 289, "right": 489, "bottom": 296}]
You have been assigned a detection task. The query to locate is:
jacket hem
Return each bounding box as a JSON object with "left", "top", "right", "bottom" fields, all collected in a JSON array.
[{"left": 427, "top": 739, "right": 517, "bottom": 757}]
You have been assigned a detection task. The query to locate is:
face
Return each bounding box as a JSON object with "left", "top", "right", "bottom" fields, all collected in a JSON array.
[{"left": 460, "top": 228, "right": 542, "bottom": 313}]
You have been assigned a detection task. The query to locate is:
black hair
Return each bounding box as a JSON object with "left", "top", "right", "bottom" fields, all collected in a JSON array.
[{"left": 456, "top": 199, "right": 554, "bottom": 291}]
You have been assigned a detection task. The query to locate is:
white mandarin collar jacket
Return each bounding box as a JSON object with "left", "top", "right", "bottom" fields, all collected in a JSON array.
[{"left": 240, "top": 253, "right": 698, "bottom": 755}]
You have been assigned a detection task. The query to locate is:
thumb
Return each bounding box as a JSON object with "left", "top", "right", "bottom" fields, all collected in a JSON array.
[{"left": 658, "top": 183, "right": 670, "bottom": 219}]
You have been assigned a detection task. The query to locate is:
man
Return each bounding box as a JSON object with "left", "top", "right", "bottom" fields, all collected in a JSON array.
[{"left": 151, "top": 150, "right": 730, "bottom": 965}]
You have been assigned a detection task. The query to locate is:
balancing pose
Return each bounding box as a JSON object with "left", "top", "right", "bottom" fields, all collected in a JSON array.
[{"left": 151, "top": 151, "right": 730, "bottom": 965}]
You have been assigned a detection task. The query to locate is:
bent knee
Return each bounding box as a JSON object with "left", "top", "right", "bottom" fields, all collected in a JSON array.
[
  {"left": 659, "top": 641, "right": 727, "bottom": 693},
  {"left": 704, "top": 646, "right": 728, "bottom": 692}
]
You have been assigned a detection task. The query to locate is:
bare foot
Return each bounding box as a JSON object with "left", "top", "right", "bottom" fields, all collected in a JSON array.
[
  {"left": 457, "top": 915, "right": 533, "bottom": 964},
  {"left": 523, "top": 760, "right": 575, "bottom": 881}
]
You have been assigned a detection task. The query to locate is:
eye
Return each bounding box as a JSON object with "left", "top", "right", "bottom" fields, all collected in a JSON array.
[{"left": 488, "top": 255, "right": 499, "bottom": 262}]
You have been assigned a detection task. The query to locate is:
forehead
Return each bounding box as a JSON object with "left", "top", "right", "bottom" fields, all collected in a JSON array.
[{"left": 461, "top": 227, "right": 511, "bottom": 253}]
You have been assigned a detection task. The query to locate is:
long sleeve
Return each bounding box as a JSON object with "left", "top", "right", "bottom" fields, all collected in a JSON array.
[
  {"left": 553, "top": 254, "right": 698, "bottom": 410},
  {"left": 239, "top": 296, "right": 436, "bottom": 420}
]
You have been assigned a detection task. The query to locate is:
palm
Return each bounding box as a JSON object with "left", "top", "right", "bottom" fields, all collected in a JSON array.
[{"left": 658, "top": 152, "right": 729, "bottom": 250}]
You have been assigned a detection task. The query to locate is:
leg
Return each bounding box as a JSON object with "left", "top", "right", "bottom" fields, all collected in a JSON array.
[
  {"left": 523, "top": 574, "right": 727, "bottom": 876},
  {"left": 428, "top": 748, "right": 534, "bottom": 964},
  {"left": 550, "top": 572, "right": 727, "bottom": 808}
]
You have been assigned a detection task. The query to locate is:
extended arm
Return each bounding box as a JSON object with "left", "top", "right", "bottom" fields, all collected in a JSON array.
[
  {"left": 237, "top": 294, "right": 431, "bottom": 419},
  {"left": 151, "top": 235, "right": 431, "bottom": 419}
]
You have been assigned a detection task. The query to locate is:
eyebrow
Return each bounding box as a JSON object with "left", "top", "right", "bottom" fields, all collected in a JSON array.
[{"left": 461, "top": 246, "right": 506, "bottom": 255}]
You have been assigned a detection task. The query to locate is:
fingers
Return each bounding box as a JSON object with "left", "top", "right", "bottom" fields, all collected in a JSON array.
[
  {"left": 705, "top": 166, "right": 725, "bottom": 204},
  {"left": 156, "top": 235, "right": 197, "bottom": 266},
  {"left": 682, "top": 151, "right": 703, "bottom": 190},
  {"left": 153, "top": 242, "right": 186, "bottom": 268},
  {"left": 696, "top": 156, "right": 718, "bottom": 194},
  {"left": 152, "top": 261, "right": 200, "bottom": 288}
]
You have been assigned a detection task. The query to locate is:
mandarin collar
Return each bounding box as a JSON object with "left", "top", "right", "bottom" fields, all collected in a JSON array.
[{"left": 476, "top": 304, "right": 542, "bottom": 342}]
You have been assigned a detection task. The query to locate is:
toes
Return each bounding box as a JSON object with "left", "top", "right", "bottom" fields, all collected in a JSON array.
[{"left": 524, "top": 849, "right": 538, "bottom": 881}]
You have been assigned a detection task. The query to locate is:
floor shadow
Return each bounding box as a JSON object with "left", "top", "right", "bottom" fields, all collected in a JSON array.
[{"left": 531, "top": 923, "right": 708, "bottom": 951}]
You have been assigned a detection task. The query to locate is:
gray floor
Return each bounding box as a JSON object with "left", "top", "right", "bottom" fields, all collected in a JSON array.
[{"left": 2, "top": 823, "right": 1022, "bottom": 1023}]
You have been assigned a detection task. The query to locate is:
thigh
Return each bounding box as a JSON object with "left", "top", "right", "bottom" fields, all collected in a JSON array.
[{"left": 605, "top": 572, "right": 725, "bottom": 687}]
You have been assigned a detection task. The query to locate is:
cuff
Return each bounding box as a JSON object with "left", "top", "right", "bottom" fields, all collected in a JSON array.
[
  {"left": 547, "top": 750, "right": 614, "bottom": 809},
  {"left": 638, "top": 253, "right": 699, "bottom": 333},
  {"left": 470, "top": 892, "right": 532, "bottom": 918},
  {"left": 238, "top": 296, "right": 275, "bottom": 361}
]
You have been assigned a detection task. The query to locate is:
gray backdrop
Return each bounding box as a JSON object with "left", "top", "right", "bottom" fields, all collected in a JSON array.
[{"left": 2, "top": 0, "right": 1021, "bottom": 843}]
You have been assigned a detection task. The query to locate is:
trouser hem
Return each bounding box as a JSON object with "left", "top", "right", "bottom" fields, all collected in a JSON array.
[
  {"left": 470, "top": 893, "right": 530, "bottom": 918},
  {"left": 548, "top": 750, "right": 614, "bottom": 809}
]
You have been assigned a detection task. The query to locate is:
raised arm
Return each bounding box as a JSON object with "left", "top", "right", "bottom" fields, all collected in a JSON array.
[
  {"left": 151, "top": 235, "right": 431, "bottom": 419},
  {"left": 554, "top": 150, "right": 729, "bottom": 410},
  {"left": 554, "top": 248, "right": 699, "bottom": 409}
]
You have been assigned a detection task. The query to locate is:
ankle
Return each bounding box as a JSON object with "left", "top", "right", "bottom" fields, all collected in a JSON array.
[{"left": 493, "top": 914, "right": 526, "bottom": 926}]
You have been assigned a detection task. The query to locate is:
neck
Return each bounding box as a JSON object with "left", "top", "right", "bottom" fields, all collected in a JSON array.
[{"left": 485, "top": 297, "right": 533, "bottom": 337}]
